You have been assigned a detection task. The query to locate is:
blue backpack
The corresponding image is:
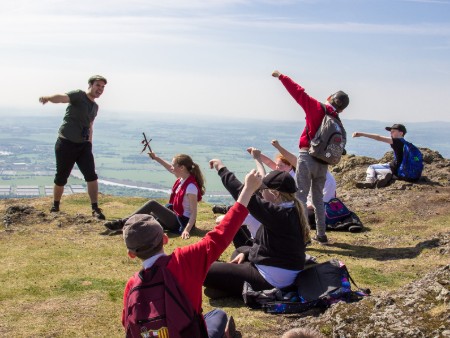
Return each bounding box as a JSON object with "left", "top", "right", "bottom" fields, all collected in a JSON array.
[
  {"left": 396, "top": 139, "right": 423, "bottom": 182},
  {"left": 324, "top": 198, "right": 351, "bottom": 225}
]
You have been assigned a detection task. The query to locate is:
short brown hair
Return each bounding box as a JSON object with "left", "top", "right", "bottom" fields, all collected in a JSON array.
[{"left": 88, "top": 75, "right": 107, "bottom": 85}]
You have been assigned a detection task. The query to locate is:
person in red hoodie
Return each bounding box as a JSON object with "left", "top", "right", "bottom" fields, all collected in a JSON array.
[
  {"left": 122, "top": 168, "right": 263, "bottom": 338},
  {"left": 272, "top": 70, "right": 349, "bottom": 245},
  {"left": 104, "top": 153, "right": 205, "bottom": 240}
]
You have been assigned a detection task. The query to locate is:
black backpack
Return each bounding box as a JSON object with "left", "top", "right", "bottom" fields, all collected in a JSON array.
[{"left": 243, "top": 259, "right": 370, "bottom": 314}]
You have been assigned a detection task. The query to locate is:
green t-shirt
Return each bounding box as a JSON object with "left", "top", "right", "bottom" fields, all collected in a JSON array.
[{"left": 58, "top": 90, "right": 98, "bottom": 143}]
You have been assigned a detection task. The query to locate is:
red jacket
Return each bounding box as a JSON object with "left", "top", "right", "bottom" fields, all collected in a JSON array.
[
  {"left": 122, "top": 202, "right": 249, "bottom": 327},
  {"left": 279, "top": 74, "right": 338, "bottom": 149},
  {"left": 169, "top": 175, "right": 202, "bottom": 216}
]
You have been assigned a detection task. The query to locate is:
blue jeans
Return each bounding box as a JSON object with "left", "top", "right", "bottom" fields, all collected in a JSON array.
[{"left": 204, "top": 309, "right": 228, "bottom": 338}]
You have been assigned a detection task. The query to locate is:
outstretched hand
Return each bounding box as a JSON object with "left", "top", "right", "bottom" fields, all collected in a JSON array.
[
  {"left": 272, "top": 70, "right": 281, "bottom": 78},
  {"left": 209, "top": 159, "right": 225, "bottom": 171},
  {"left": 148, "top": 152, "right": 157, "bottom": 160},
  {"left": 352, "top": 132, "right": 361, "bottom": 138},
  {"left": 39, "top": 97, "right": 49, "bottom": 104},
  {"left": 271, "top": 139, "right": 280, "bottom": 147}
]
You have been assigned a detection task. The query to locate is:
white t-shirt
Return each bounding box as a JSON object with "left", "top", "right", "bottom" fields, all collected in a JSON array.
[
  {"left": 307, "top": 171, "right": 336, "bottom": 207},
  {"left": 243, "top": 214, "right": 261, "bottom": 238},
  {"left": 175, "top": 179, "right": 198, "bottom": 218}
]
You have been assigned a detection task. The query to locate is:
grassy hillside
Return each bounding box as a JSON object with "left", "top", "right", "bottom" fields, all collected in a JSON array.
[{"left": 1, "top": 181, "right": 449, "bottom": 337}]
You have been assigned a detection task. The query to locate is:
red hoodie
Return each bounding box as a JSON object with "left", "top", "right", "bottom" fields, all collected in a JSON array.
[
  {"left": 279, "top": 74, "right": 338, "bottom": 149},
  {"left": 122, "top": 203, "right": 249, "bottom": 328}
]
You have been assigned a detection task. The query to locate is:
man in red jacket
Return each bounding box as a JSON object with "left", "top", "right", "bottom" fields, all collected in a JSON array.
[
  {"left": 272, "top": 70, "right": 349, "bottom": 245},
  {"left": 122, "top": 168, "right": 262, "bottom": 338}
]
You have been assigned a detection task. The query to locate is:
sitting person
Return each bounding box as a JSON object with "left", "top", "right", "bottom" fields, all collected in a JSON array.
[
  {"left": 121, "top": 169, "right": 263, "bottom": 337},
  {"left": 204, "top": 159, "right": 310, "bottom": 298},
  {"left": 353, "top": 123, "right": 409, "bottom": 188},
  {"left": 251, "top": 142, "right": 337, "bottom": 229},
  {"left": 104, "top": 153, "right": 205, "bottom": 239}
]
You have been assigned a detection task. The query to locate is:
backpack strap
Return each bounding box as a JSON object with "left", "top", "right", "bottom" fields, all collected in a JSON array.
[
  {"left": 343, "top": 265, "right": 371, "bottom": 295},
  {"left": 305, "top": 103, "right": 329, "bottom": 142},
  {"left": 138, "top": 255, "right": 172, "bottom": 281}
]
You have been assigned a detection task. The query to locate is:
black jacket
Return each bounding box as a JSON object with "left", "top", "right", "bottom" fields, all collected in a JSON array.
[{"left": 218, "top": 167, "right": 305, "bottom": 270}]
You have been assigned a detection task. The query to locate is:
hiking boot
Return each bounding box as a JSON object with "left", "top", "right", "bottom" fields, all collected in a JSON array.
[
  {"left": 92, "top": 208, "right": 106, "bottom": 220},
  {"left": 355, "top": 181, "right": 375, "bottom": 189},
  {"left": 50, "top": 205, "right": 60, "bottom": 213},
  {"left": 312, "top": 234, "right": 329, "bottom": 245},
  {"left": 223, "top": 316, "right": 237, "bottom": 338},
  {"left": 212, "top": 204, "right": 230, "bottom": 214},
  {"left": 104, "top": 219, "right": 125, "bottom": 231},
  {"left": 376, "top": 173, "right": 393, "bottom": 188}
]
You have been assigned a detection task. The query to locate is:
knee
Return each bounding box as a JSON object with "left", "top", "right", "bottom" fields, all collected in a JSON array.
[
  {"left": 84, "top": 173, "right": 98, "bottom": 182},
  {"left": 54, "top": 176, "right": 68, "bottom": 186}
]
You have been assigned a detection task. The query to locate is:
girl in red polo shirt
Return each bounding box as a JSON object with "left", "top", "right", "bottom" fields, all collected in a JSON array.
[{"left": 104, "top": 153, "right": 205, "bottom": 240}]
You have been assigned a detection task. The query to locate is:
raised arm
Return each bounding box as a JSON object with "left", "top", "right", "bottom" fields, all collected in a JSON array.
[
  {"left": 247, "top": 147, "right": 276, "bottom": 171},
  {"left": 246, "top": 147, "right": 267, "bottom": 176},
  {"left": 39, "top": 94, "right": 70, "bottom": 105},
  {"left": 352, "top": 132, "right": 393, "bottom": 144},
  {"left": 148, "top": 152, "right": 174, "bottom": 173},
  {"left": 271, "top": 139, "right": 297, "bottom": 166}
]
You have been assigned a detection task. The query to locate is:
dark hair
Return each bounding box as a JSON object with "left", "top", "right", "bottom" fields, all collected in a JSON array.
[
  {"left": 174, "top": 154, "right": 206, "bottom": 196},
  {"left": 330, "top": 91, "right": 349, "bottom": 111},
  {"left": 88, "top": 75, "right": 107, "bottom": 86}
]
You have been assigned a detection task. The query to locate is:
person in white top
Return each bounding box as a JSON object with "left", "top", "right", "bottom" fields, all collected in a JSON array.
[{"left": 105, "top": 153, "right": 205, "bottom": 240}]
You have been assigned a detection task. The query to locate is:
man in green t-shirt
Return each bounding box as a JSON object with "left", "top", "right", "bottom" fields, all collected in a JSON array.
[{"left": 39, "top": 75, "right": 107, "bottom": 219}]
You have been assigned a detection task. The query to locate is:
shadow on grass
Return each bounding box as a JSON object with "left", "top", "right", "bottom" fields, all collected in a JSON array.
[{"left": 308, "top": 238, "right": 441, "bottom": 261}]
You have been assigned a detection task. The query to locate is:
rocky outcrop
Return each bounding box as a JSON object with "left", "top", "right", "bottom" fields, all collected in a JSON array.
[
  {"left": 285, "top": 262, "right": 450, "bottom": 337},
  {"left": 332, "top": 148, "right": 450, "bottom": 190}
]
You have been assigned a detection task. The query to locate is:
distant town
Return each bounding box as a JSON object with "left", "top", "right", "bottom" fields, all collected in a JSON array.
[{"left": 0, "top": 184, "right": 86, "bottom": 198}]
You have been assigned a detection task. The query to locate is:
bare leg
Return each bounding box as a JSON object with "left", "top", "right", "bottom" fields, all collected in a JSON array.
[
  {"left": 53, "top": 184, "right": 64, "bottom": 202},
  {"left": 87, "top": 180, "right": 98, "bottom": 204}
]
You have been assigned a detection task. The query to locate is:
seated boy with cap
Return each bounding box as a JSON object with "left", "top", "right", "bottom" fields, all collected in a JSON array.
[
  {"left": 352, "top": 123, "right": 408, "bottom": 189},
  {"left": 121, "top": 169, "right": 263, "bottom": 338}
]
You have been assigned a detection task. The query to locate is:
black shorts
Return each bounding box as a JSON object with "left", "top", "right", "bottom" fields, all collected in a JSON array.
[{"left": 54, "top": 137, "right": 98, "bottom": 186}]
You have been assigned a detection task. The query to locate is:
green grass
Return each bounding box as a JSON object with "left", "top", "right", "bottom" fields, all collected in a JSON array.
[{"left": 0, "top": 191, "right": 449, "bottom": 337}]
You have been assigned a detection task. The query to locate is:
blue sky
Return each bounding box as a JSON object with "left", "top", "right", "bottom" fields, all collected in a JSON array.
[{"left": 1, "top": 0, "right": 449, "bottom": 122}]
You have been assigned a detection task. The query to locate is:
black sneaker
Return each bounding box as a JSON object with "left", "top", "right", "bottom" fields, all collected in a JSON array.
[
  {"left": 212, "top": 204, "right": 230, "bottom": 214},
  {"left": 312, "top": 234, "right": 329, "bottom": 245},
  {"left": 376, "top": 173, "right": 393, "bottom": 188},
  {"left": 104, "top": 219, "right": 125, "bottom": 231},
  {"left": 50, "top": 205, "right": 60, "bottom": 213},
  {"left": 92, "top": 208, "right": 106, "bottom": 220},
  {"left": 355, "top": 181, "right": 375, "bottom": 189}
]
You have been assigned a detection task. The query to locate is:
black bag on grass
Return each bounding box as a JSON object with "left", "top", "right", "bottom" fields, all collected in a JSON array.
[{"left": 260, "top": 259, "right": 370, "bottom": 314}]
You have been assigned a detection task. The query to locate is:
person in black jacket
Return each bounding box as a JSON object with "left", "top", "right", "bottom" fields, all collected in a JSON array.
[{"left": 203, "top": 159, "right": 310, "bottom": 298}]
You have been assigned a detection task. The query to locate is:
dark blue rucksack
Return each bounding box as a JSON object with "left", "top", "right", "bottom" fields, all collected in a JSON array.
[
  {"left": 243, "top": 259, "right": 370, "bottom": 314},
  {"left": 324, "top": 198, "right": 351, "bottom": 225},
  {"left": 396, "top": 139, "right": 423, "bottom": 182}
]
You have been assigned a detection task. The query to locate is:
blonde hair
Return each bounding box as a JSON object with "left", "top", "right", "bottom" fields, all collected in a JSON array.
[
  {"left": 278, "top": 191, "right": 311, "bottom": 244},
  {"left": 174, "top": 154, "right": 206, "bottom": 196}
]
